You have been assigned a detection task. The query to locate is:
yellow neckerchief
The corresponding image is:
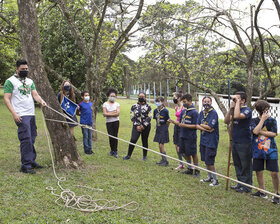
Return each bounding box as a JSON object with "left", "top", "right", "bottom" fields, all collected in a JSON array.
[
  {"left": 203, "top": 107, "right": 213, "bottom": 122},
  {"left": 156, "top": 106, "right": 165, "bottom": 126}
]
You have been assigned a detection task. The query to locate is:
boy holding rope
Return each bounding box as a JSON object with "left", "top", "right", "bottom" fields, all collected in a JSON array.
[{"left": 250, "top": 100, "right": 279, "bottom": 204}]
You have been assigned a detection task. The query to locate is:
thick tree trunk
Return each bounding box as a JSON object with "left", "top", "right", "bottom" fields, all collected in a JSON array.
[{"left": 17, "top": 0, "right": 82, "bottom": 168}]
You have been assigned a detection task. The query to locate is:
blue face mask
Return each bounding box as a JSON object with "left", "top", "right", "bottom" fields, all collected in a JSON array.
[
  {"left": 155, "top": 102, "right": 162, "bottom": 107},
  {"left": 64, "top": 85, "right": 71, "bottom": 91}
]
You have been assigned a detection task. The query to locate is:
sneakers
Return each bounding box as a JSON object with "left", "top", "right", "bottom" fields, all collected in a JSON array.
[
  {"left": 209, "top": 179, "right": 219, "bottom": 187},
  {"left": 251, "top": 191, "right": 268, "bottom": 199},
  {"left": 156, "top": 160, "right": 164, "bottom": 165},
  {"left": 272, "top": 193, "right": 280, "bottom": 204},
  {"left": 158, "top": 161, "right": 169, "bottom": 166},
  {"left": 113, "top": 151, "right": 118, "bottom": 158},
  {"left": 175, "top": 164, "right": 185, "bottom": 170},
  {"left": 109, "top": 151, "right": 114, "bottom": 156},
  {"left": 142, "top": 156, "right": 147, "bottom": 161},
  {"left": 236, "top": 187, "right": 251, "bottom": 193},
  {"left": 32, "top": 163, "right": 43, "bottom": 169},
  {"left": 200, "top": 177, "right": 212, "bottom": 183},
  {"left": 122, "top": 155, "right": 131, "bottom": 160},
  {"left": 20, "top": 167, "right": 35, "bottom": 174},
  {"left": 230, "top": 184, "right": 240, "bottom": 190},
  {"left": 194, "top": 169, "right": 200, "bottom": 178},
  {"left": 181, "top": 168, "right": 193, "bottom": 175}
]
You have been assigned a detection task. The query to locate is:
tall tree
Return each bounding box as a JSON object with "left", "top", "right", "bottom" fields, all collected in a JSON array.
[{"left": 17, "top": 0, "right": 82, "bottom": 168}]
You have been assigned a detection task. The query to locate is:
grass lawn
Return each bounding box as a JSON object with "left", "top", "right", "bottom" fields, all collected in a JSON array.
[{"left": 0, "top": 88, "right": 279, "bottom": 223}]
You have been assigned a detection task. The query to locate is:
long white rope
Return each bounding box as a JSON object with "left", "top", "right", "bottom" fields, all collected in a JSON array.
[
  {"left": 41, "top": 109, "right": 139, "bottom": 212},
  {"left": 43, "top": 104, "right": 280, "bottom": 201}
]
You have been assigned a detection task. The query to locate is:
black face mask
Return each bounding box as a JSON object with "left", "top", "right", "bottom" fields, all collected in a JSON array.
[
  {"left": 19, "top": 70, "right": 28, "bottom": 78},
  {"left": 203, "top": 103, "right": 211, "bottom": 109},
  {"left": 173, "top": 98, "right": 178, "bottom": 104},
  {"left": 183, "top": 103, "right": 189, "bottom": 108},
  {"left": 138, "top": 97, "right": 145, "bottom": 103}
]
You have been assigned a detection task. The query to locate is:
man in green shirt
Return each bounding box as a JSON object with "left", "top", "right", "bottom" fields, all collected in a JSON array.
[{"left": 4, "top": 59, "right": 46, "bottom": 174}]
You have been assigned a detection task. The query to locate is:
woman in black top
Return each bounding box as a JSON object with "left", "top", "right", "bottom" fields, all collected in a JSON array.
[{"left": 123, "top": 92, "right": 152, "bottom": 161}]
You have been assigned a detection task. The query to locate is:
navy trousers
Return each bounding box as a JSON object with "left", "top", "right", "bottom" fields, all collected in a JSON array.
[{"left": 16, "top": 116, "right": 37, "bottom": 169}]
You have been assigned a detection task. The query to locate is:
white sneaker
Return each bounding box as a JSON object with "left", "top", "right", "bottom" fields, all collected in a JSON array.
[
  {"left": 209, "top": 179, "right": 219, "bottom": 187},
  {"left": 175, "top": 164, "right": 185, "bottom": 170}
]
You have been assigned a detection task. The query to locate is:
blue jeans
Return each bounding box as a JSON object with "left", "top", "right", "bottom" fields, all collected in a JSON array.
[
  {"left": 232, "top": 141, "right": 253, "bottom": 191},
  {"left": 16, "top": 116, "right": 37, "bottom": 169},
  {"left": 81, "top": 126, "right": 93, "bottom": 154}
]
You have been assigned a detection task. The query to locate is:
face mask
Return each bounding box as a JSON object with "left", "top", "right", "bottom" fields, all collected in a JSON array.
[
  {"left": 19, "top": 70, "right": 28, "bottom": 78},
  {"left": 64, "top": 85, "right": 71, "bottom": 91},
  {"left": 173, "top": 98, "right": 178, "bottom": 104},
  {"left": 203, "top": 103, "right": 211, "bottom": 109},
  {"left": 155, "top": 102, "right": 162, "bottom": 107},
  {"left": 138, "top": 97, "right": 145, "bottom": 103},
  {"left": 109, "top": 97, "right": 115, "bottom": 102},
  {"left": 183, "top": 103, "right": 189, "bottom": 108},
  {"left": 84, "top": 96, "right": 90, "bottom": 101}
]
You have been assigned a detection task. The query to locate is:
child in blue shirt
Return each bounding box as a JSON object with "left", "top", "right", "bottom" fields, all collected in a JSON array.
[
  {"left": 250, "top": 100, "right": 279, "bottom": 204},
  {"left": 78, "top": 91, "right": 93, "bottom": 155},
  {"left": 153, "top": 97, "right": 170, "bottom": 166},
  {"left": 169, "top": 94, "right": 200, "bottom": 177},
  {"left": 197, "top": 96, "right": 219, "bottom": 186}
]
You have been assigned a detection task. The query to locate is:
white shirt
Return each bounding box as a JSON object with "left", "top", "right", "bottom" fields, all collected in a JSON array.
[{"left": 103, "top": 101, "right": 120, "bottom": 123}]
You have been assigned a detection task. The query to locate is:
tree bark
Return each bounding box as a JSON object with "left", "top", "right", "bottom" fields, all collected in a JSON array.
[{"left": 17, "top": 0, "right": 83, "bottom": 168}]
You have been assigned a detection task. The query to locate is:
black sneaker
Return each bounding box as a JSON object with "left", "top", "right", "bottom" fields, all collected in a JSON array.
[
  {"left": 159, "top": 161, "right": 169, "bottom": 166},
  {"left": 122, "top": 155, "right": 131, "bottom": 160},
  {"left": 32, "top": 163, "right": 43, "bottom": 169},
  {"left": 156, "top": 160, "right": 164, "bottom": 165},
  {"left": 194, "top": 169, "right": 200, "bottom": 177},
  {"left": 230, "top": 184, "right": 240, "bottom": 190},
  {"left": 200, "top": 177, "right": 212, "bottom": 183},
  {"left": 209, "top": 179, "right": 219, "bottom": 187},
  {"left": 20, "top": 167, "right": 35, "bottom": 174},
  {"left": 113, "top": 151, "right": 118, "bottom": 158},
  {"left": 272, "top": 193, "right": 280, "bottom": 204},
  {"left": 236, "top": 187, "right": 250, "bottom": 193},
  {"left": 142, "top": 156, "right": 147, "bottom": 161},
  {"left": 181, "top": 168, "right": 193, "bottom": 175},
  {"left": 251, "top": 191, "right": 268, "bottom": 199}
]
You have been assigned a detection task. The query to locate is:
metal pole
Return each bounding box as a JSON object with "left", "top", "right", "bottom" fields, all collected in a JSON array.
[
  {"left": 188, "top": 83, "right": 190, "bottom": 94},
  {"left": 153, "top": 82, "right": 156, "bottom": 102},
  {"left": 160, "top": 81, "right": 162, "bottom": 97},
  {"left": 148, "top": 83, "right": 151, "bottom": 104},
  {"left": 167, "top": 79, "right": 169, "bottom": 108},
  {"left": 228, "top": 78, "right": 231, "bottom": 109},
  {"left": 144, "top": 83, "right": 146, "bottom": 94},
  {"left": 204, "top": 80, "right": 206, "bottom": 96},
  {"left": 265, "top": 80, "right": 267, "bottom": 100}
]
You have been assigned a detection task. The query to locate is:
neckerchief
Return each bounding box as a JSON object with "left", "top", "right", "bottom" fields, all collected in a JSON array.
[
  {"left": 202, "top": 107, "right": 213, "bottom": 123},
  {"left": 181, "top": 107, "right": 196, "bottom": 124},
  {"left": 156, "top": 106, "right": 165, "bottom": 126}
]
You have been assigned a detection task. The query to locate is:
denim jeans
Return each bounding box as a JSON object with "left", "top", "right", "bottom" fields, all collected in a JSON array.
[
  {"left": 232, "top": 141, "right": 253, "bottom": 191},
  {"left": 81, "top": 126, "right": 93, "bottom": 154}
]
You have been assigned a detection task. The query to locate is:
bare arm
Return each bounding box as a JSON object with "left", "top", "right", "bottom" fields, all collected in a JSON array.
[
  {"left": 103, "top": 106, "right": 120, "bottom": 117},
  {"left": 31, "top": 90, "right": 46, "bottom": 106},
  {"left": 233, "top": 99, "right": 246, "bottom": 119},
  {"left": 224, "top": 102, "right": 235, "bottom": 124},
  {"left": 196, "top": 124, "right": 213, "bottom": 132},
  {"left": 4, "top": 93, "right": 22, "bottom": 122},
  {"left": 200, "top": 124, "right": 214, "bottom": 131},
  {"left": 259, "top": 130, "right": 277, "bottom": 138},
  {"left": 253, "top": 112, "right": 276, "bottom": 138}
]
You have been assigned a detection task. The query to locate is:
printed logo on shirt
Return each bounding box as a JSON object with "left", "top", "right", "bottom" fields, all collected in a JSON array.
[
  {"left": 185, "top": 116, "right": 191, "bottom": 119},
  {"left": 18, "top": 84, "right": 31, "bottom": 96},
  {"left": 244, "top": 109, "right": 249, "bottom": 115},
  {"left": 212, "top": 119, "right": 216, "bottom": 125}
]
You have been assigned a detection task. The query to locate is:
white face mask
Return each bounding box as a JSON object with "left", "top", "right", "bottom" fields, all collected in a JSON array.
[
  {"left": 84, "top": 96, "right": 90, "bottom": 101},
  {"left": 109, "top": 97, "right": 115, "bottom": 102}
]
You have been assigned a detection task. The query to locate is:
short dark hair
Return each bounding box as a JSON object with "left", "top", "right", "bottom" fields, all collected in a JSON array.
[
  {"left": 255, "top": 100, "right": 270, "bottom": 114},
  {"left": 173, "top": 92, "right": 182, "bottom": 100},
  {"left": 138, "top": 91, "right": 146, "bottom": 97},
  {"left": 235, "top": 91, "right": 247, "bottom": 102},
  {"left": 81, "top": 90, "right": 89, "bottom": 97},
  {"left": 16, "top": 59, "right": 28, "bottom": 68},
  {"left": 181, "top": 93, "right": 192, "bottom": 101},
  {"left": 106, "top": 87, "right": 117, "bottom": 97},
  {"left": 155, "top": 97, "right": 164, "bottom": 102}
]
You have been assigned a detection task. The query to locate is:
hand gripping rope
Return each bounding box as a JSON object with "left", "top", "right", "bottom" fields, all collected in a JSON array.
[{"left": 42, "top": 104, "right": 280, "bottom": 212}]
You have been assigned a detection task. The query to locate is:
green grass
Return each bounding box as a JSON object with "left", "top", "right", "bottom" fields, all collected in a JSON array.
[{"left": 0, "top": 88, "right": 280, "bottom": 223}]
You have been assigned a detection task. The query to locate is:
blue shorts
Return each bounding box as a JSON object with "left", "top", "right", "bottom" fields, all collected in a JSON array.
[
  {"left": 200, "top": 145, "right": 217, "bottom": 165},
  {"left": 253, "top": 159, "right": 279, "bottom": 172},
  {"left": 179, "top": 138, "right": 197, "bottom": 156}
]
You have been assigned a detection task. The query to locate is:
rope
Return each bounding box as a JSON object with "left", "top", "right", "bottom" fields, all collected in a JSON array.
[
  {"left": 43, "top": 104, "right": 280, "bottom": 200},
  {"left": 41, "top": 109, "right": 139, "bottom": 212}
]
